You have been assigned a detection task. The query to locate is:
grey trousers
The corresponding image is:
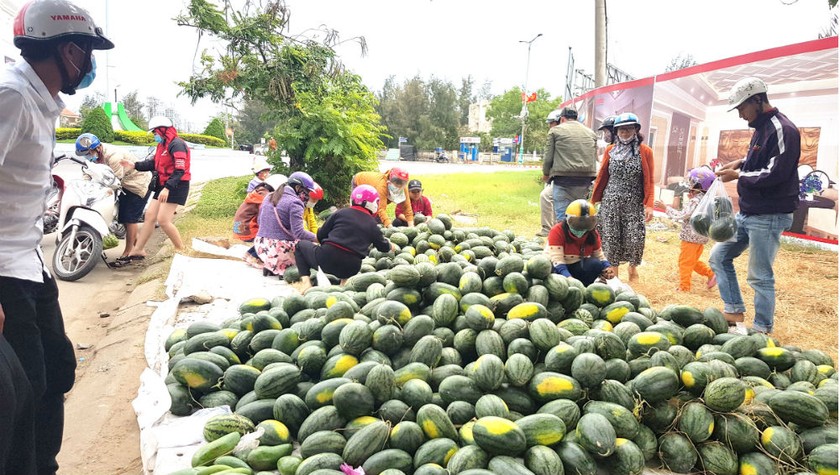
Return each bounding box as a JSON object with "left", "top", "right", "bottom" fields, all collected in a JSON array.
[{"left": 540, "top": 185, "right": 555, "bottom": 234}]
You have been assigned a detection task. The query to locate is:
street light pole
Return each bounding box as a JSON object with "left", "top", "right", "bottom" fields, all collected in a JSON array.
[{"left": 518, "top": 33, "right": 542, "bottom": 165}]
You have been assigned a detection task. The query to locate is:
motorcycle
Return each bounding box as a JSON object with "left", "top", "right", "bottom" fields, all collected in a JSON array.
[
  {"left": 50, "top": 155, "right": 124, "bottom": 281},
  {"left": 435, "top": 151, "right": 449, "bottom": 163}
]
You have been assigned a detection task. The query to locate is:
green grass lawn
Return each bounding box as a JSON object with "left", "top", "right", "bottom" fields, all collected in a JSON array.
[{"left": 180, "top": 171, "right": 548, "bottom": 241}]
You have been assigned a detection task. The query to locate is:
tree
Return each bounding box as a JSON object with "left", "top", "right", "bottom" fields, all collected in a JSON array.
[
  {"left": 458, "top": 76, "right": 474, "bottom": 127},
  {"left": 80, "top": 106, "right": 114, "bottom": 143},
  {"left": 176, "top": 0, "right": 383, "bottom": 206},
  {"left": 146, "top": 96, "right": 162, "bottom": 120},
  {"left": 79, "top": 93, "right": 105, "bottom": 119},
  {"left": 121, "top": 90, "right": 148, "bottom": 129},
  {"left": 203, "top": 117, "right": 227, "bottom": 142},
  {"left": 235, "top": 98, "right": 277, "bottom": 145},
  {"left": 487, "top": 87, "right": 559, "bottom": 155},
  {"left": 665, "top": 53, "right": 697, "bottom": 72}
]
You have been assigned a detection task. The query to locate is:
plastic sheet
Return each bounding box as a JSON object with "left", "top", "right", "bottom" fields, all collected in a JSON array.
[{"left": 132, "top": 250, "right": 294, "bottom": 474}]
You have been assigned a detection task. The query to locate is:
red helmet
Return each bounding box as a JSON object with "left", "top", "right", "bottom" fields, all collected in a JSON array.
[
  {"left": 389, "top": 167, "right": 409, "bottom": 184},
  {"left": 308, "top": 183, "right": 324, "bottom": 202}
]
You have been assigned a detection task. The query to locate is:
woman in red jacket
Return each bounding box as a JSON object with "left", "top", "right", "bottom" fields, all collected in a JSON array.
[
  {"left": 590, "top": 112, "right": 655, "bottom": 282},
  {"left": 120, "top": 116, "right": 191, "bottom": 260}
]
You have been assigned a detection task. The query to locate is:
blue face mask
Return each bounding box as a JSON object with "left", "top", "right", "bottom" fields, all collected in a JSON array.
[
  {"left": 76, "top": 55, "right": 97, "bottom": 90},
  {"left": 154, "top": 134, "right": 164, "bottom": 143},
  {"left": 569, "top": 227, "right": 587, "bottom": 238}
]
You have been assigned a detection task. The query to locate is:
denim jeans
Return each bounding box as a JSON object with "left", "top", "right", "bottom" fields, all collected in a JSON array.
[
  {"left": 709, "top": 212, "right": 793, "bottom": 333},
  {"left": 552, "top": 183, "right": 591, "bottom": 223}
]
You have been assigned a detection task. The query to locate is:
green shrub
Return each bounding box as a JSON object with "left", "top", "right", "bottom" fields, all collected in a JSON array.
[
  {"left": 114, "top": 130, "right": 153, "bottom": 145},
  {"left": 203, "top": 118, "right": 227, "bottom": 143},
  {"left": 80, "top": 107, "right": 114, "bottom": 142},
  {"left": 180, "top": 133, "right": 227, "bottom": 147},
  {"left": 56, "top": 127, "right": 82, "bottom": 140}
]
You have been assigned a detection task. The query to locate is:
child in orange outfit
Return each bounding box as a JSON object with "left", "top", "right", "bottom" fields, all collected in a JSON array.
[
  {"left": 656, "top": 167, "right": 717, "bottom": 292},
  {"left": 234, "top": 174, "right": 285, "bottom": 267}
]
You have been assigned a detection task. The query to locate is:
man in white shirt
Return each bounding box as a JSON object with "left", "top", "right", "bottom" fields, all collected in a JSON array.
[{"left": 0, "top": 1, "right": 113, "bottom": 473}]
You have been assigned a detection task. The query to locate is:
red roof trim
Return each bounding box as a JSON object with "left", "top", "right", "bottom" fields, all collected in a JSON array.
[
  {"left": 656, "top": 37, "right": 838, "bottom": 82},
  {"left": 560, "top": 77, "right": 655, "bottom": 107},
  {"left": 561, "top": 37, "right": 838, "bottom": 105}
]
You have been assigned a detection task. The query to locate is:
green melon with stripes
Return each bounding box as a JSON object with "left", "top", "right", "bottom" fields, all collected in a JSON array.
[{"left": 472, "top": 416, "right": 528, "bottom": 456}]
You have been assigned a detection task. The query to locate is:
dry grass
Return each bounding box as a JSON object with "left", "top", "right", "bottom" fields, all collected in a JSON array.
[{"left": 637, "top": 223, "right": 838, "bottom": 363}]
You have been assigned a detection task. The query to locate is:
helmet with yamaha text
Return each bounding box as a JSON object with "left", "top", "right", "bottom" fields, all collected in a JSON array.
[
  {"left": 351, "top": 184, "right": 380, "bottom": 215},
  {"left": 13, "top": 0, "right": 114, "bottom": 51}
]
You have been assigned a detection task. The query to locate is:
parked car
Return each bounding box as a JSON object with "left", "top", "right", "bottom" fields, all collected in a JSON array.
[{"left": 238, "top": 143, "right": 254, "bottom": 152}]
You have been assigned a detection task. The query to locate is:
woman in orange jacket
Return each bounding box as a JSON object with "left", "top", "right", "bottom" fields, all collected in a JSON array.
[
  {"left": 351, "top": 167, "right": 413, "bottom": 227},
  {"left": 591, "top": 112, "right": 655, "bottom": 282}
]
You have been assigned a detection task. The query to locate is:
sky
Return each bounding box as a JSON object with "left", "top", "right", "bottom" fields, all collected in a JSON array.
[{"left": 51, "top": 0, "right": 835, "bottom": 132}]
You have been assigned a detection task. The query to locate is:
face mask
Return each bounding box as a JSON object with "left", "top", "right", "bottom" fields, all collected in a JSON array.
[
  {"left": 154, "top": 134, "right": 164, "bottom": 143},
  {"left": 569, "top": 227, "right": 587, "bottom": 238},
  {"left": 618, "top": 134, "right": 635, "bottom": 145},
  {"left": 388, "top": 183, "right": 405, "bottom": 203},
  {"left": 66, "top": 43, "right": 96, "bottom": 90}
]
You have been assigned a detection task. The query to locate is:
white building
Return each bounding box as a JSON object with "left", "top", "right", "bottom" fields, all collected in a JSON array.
[
  {"left": 468, "top": 99, "right": 492, "bottom": 134},
  {"left": 0, "top": 0, "right": 21, "bottom": 64}
]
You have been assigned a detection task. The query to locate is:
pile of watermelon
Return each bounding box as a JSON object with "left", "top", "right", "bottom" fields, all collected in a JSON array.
[{"left": 163, "top": 214, "right": 838, "bottom": 475}]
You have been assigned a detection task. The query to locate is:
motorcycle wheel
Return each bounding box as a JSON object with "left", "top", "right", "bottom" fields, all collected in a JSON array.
[
  {"left": 111, "top": 223, "right": 126, "bottom": 240},
  {"left": 52, "top": 224, "right": 102, "bottom": 281}
]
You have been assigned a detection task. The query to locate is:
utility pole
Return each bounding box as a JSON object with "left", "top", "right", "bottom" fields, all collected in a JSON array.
[
  {"left": 595, "top": 0, "right": 607, "bottom": 87},
  {"left": 518, "top": 33, "right": 542, "bottom": 165}
]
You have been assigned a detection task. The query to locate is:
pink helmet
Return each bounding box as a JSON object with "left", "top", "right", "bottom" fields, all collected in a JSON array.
[
  {"left": 351, "top": 184, "right": 379, "bottom": 215},
  {"left": 688, "top": 167, "right": 716, "bottom": 191}
]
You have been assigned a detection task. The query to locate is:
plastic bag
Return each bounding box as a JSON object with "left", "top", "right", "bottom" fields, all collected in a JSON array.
[{"left": 689, "top": 178, "right": 737, "bottom": 242}]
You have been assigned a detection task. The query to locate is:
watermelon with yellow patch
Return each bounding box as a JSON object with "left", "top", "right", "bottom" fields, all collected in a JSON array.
[
  {"left": 472, "top": 416, "right": 528, "bottom": 456},
  {"left": 239, "top": 297, "right": 272, "bottom": 315},
  {"left": 528, "top": 371, "right": 582, "bottom": 403},
  {"left": 514, "top": 413, "right": 566, "bottom": 447},
  {"left": 584, "top": 282, "right": 615, "bottom": 307},
  {"left": 416, "top": 403, "right": 458, "bottom": 440},
  {"left": 600, "top": 301, "right": 636, "bottom": 325}
]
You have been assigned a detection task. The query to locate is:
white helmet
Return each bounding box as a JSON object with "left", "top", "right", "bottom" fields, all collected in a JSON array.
[
  {"left": 727, "top": 77, "right": 768, "bottom": 111},
  {"left": 13, "top": 0, "right": 114, "bottom": 50},
  {"left": 546, "top": 109, "right": 563, "bottom": 124},
  {"left": 263, "top": 174, "right": 287, "bottom": 192},
  {"left": 251, "top": 158, "right": 271, "bottom": 174},
  {"left": 148, "top": 116, "right": 173, "bottom": 130}
]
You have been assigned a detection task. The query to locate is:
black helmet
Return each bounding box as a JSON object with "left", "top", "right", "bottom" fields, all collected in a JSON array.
[{"left": 598, "top": 116, "right": 616, "bottom": 131}]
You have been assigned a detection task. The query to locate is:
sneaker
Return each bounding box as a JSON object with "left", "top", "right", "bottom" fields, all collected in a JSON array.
[
  {"left": 749, "top": 326, "right": 771, "bottom": 335},
  {"left": 706, "top": 274, "right": 717, "bottom": 289},
  {"left": 728, "top": 322, "right": 748, "bottom": 335},
  {"left": 535, "top": 230, "right": 549, "bottom": 237}
]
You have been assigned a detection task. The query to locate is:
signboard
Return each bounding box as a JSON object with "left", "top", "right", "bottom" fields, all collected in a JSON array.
[
  {"left": 384, "top": 148, "right": 400, "bottom": 161},
  {"left": 398, "top": 137, "right": 408, "bottom": 143},
  {"left": 459, "top": 137, "right": 480, "bottom": 144}
]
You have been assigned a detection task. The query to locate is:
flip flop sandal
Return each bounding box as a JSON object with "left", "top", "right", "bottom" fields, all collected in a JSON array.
[
  {"left": 116, "top": 256, "right": 132, "bottom": 263},
  {"left": 128, "top": 255, "right": 145, "bottom": 261}
]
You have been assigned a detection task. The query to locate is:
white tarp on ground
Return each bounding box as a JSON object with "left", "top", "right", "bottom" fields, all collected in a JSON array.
[{"left": 132, "top": 251, "right": 293, "bottom": 474}]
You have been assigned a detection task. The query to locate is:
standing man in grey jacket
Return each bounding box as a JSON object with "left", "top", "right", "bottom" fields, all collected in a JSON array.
[{"left": 542, "top": 106, "right": 598, "bottom": 223}]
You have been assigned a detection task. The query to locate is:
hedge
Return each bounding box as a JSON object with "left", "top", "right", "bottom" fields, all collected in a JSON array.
[{"left": 54, "top": 127, "right": 226, "bottom": 148}]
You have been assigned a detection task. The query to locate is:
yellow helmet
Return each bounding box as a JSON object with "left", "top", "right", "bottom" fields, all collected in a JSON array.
[{"left": 565, "top": 199, "right": 597, "bottom": 232}]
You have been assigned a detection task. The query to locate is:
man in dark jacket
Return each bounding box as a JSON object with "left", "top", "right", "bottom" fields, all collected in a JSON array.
[
  {"left": 710, "top": 77, "right": 800, "bottom": 335},
  {"left": 542, "top": 106, "right": 598, "bottom": 224}
]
